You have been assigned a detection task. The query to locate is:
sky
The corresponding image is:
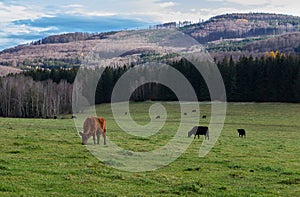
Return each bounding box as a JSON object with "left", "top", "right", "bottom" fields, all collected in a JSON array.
[{"left": 0, "top": 0, "right": 299, "bottom": 50}]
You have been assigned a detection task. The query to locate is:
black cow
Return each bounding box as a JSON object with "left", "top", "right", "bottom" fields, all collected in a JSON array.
[
  {"left": 202, "top": 115, "right": 207, "bottom": 119},
  {"left": 156, "top": 115, "right": 160, "bottom": 119},
  {"left": 192, "top": 109, "right": 196, "bottom": 112},
  {"left": 237, "top": 129, "right": 246, "bottom": 137},
  {"left": 188, "top": 126, "right": 209, "bottom": 140}
]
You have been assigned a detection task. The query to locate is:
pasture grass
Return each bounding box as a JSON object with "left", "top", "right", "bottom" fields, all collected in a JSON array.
[{"left": 0, "top": 102, "right": 300, "bottom": 196}]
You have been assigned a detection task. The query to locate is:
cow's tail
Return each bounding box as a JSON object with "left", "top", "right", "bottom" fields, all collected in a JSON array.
[
  {"left": 102, "top": 118, "right": 107, "bottom": 133},
  {"left": 97, "top": 117, "right": 107, "bottom": 133}
]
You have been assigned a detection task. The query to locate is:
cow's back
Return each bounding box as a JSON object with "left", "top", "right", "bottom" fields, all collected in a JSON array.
[
  {"left": 84, "top": 117, "right": 96, "bottom": 134},
  {"left": 197, "top": 126, "right": 208, "bottom": 134}
]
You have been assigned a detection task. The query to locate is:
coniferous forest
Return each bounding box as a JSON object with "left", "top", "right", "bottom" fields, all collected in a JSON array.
[{"left": 0, "top": 52, "right": 300, "bottom": 117}]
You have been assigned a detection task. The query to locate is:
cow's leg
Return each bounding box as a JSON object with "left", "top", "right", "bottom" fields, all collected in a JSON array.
[
  {"left": 96, "top": 130, "right": 100, "bottom": 144},
  {"left": 103, "top": 133, "right": 106, "bottom": 145},
  {"left": 92, "top": 132, "right": 96, "bottom": 144},
  {"left": 97, "top": 136, "right": 100, "bottom": 144},
  {"left": 194, "top": 135, "right": 196, "bottom": 139},
  {"left": 97, "top": 133, "right": 100, "bottom": 144}
]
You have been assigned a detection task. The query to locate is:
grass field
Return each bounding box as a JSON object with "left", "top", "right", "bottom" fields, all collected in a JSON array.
[{"left": 0, "top": 102, "right": 300, "bottom": 196}]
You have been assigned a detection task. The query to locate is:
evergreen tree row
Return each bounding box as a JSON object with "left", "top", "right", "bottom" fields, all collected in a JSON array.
[
  {"left": 218, "top": 52, "right": 300, "bottom": 102},
  {"left": 11, "top": 52, "right": 300, "bottom": 113}
]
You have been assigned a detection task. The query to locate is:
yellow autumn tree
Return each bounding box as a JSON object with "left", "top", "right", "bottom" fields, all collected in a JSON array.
[
  {"left": 263, "top": 51, "right": 269, "bottom": 60},
  {"left": 269, "top": 51, "right": 276, "bottom": 59}
]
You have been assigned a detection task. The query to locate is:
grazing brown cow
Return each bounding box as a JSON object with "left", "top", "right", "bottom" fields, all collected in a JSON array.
[{"left": 79, "top": 117, "right": 107, "bottom": 145}]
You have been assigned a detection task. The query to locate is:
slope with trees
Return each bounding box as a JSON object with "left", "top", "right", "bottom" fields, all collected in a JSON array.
[{"left": 1, "top": 13, "right": 300, "bottom": 68}]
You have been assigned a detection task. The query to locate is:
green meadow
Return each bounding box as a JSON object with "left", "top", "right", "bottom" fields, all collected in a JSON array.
[{"left": 0, "top": 102, "right": 300, "bottom": 196}]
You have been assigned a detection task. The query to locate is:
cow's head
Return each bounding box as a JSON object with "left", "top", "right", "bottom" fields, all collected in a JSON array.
[
  {"left": 79, "top": 132, "right": 88, "bottom": 145},
  {"left": 188, "top": 127, "right": 197, "bottom": 137}
]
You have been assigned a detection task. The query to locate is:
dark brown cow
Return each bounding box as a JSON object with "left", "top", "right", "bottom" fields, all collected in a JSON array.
[
  {"left": 237, "top": 129, "right": 246, "bottom": 137},
  {"left": 188, "top": 126, "right": 209, "bottom": 140},
  {"left": 79, "top": 117, "right": 107, "bottom": 145}
]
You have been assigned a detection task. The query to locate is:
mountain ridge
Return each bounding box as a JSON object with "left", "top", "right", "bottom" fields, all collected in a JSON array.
[{"left": 0, "top": 12, "right": 300, "bottom": 68}]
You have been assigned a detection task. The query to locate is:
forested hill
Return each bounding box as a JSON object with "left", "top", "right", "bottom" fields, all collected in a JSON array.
[
  {"left": 183, "top": 13, "right": 300, "bottom": 43},
  {"left": 0, "top": 13, "right": 300, "bottom": 68}
]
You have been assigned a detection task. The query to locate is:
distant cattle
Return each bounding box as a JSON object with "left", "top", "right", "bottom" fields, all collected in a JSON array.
[
  {"left": 53, "top": 116, "right": 58, "bottom": 119},
  {"left": 192, "top": 109, "right": 196, "bottom": 112},
  {"left": 184, "top": 113, "right": 187, "bottom": 115},
  {"left": 237, "top": 129, "right": 246, "bottom": 137},
  {"left": 71, "top": 115, "right": 77, "bottom": 119},
  {"left": 79, "top": 116, "right": 107, "bottom": 145},
  {"left": 124, "top": 112, "right": 128, "bottom": 115},
  {"left": 202, "top": 115, "right": 207, "bottom": 119},
  {"left": 156, "top": 115, "right": 160, "bottom": 119},
  {"left": 188, "top": 126, "right": 209, "bottom": 140}
]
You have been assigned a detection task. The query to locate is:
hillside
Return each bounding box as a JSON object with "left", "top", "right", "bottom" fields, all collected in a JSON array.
[
  {"left": 183, "top": 13, "right": 300, "bottom": 43},
  {"left": 0, "top": 65, "right": 22, "bottom": 77},
  {"left": 0, "top": 13, "right": 300, "bottom": 68},
  {"left": 208, "top": 32, "right": 300, "bottom": 61},
  {"left": 242, "top": 33, "right": 300, "bottom": 53}
]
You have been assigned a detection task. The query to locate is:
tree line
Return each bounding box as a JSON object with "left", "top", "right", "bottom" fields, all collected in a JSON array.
[
  {"left": 218, "top": 52, "right": 300, "bottom": 102},
  {"left": 23, "top": 51, "right": 300, "bottom": 103},
  {"left": 0, "top": 75, "right": 72, "bottom": 118},
  {"left": 1, "top": 52, "right": 300, "bottom": 117}
]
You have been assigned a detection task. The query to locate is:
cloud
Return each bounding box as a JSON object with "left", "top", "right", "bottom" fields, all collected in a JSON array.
[
  {"left": 0, "top": 1, "right": 57, "bottom": 49},
  {"left": 0, "top": 21, "right": 59, "bottom": 49},
  {"left": 158, "top": 1, "right": 177, "bottom": 8},
  {"left": 4, "top": 24, "right": 57, "bottom": 35},
  {"left": 0, "top": 2, "right": 52, "bottom": 22},
  {"left": 207, "top": 0, "right": 298, "bottom": 10},
  {"left": 63, "top": 4, "right": 84, "bottom": 9},
  {"left": 62, "top": 4, "right": 116, "bottom": 17}
]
